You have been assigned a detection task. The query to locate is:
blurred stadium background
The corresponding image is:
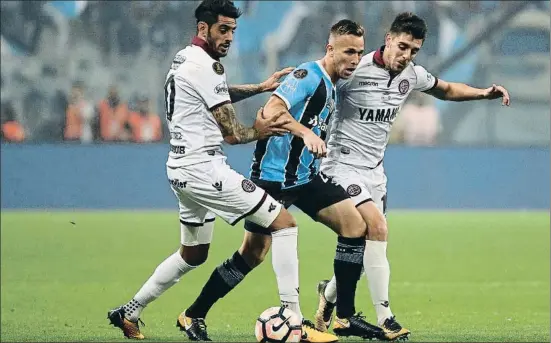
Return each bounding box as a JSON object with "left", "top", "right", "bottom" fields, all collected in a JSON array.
[
  {"left": 1, "top": 0, "right": 549, "bottom": 209},
  {"left": 1, "top": 1, "right": 549, "bottom": 342}
]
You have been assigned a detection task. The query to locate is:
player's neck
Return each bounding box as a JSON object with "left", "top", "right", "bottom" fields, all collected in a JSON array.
[
  {"left": 381, "top": 49, "right": 401, "bottom": 77},
  {"left": 192, "top": 35, "right": 220, "bottom": 61},
  {"left": 320, "top": 57, "right": 339, "bottom": 84}
]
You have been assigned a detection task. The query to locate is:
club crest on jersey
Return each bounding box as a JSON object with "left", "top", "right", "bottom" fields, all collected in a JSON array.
[
  {"left": 347, "top": 184, "right": 362, "bottom": 197},
  {"left": 212, "top": 62, "right": 224, "bottom": 75},
  {"left": 293, "top": 69, "right": 308, "bottom": 79},
  {"left": 242, "top": 179, "right": 257, "bottom": 193},
  {"left": 398, "top": 79, "right": 410, "bottom": 95}
]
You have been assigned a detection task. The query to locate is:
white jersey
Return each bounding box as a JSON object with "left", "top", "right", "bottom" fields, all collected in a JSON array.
[
  {"left": 323, "top": 47, "right": 437, "bottom": 169},
  {"left": 164, "top": 44, "right": 231, "bottom": 168}
]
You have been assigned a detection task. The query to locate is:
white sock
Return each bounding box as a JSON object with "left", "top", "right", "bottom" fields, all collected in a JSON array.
[
  {"left": 124, "top": 251, "right": 197, "bottom": 322},
  {"left": 324, "top": 275, "right": 337, "bottom": 304},
  {"left": 271, "top": 227, "right": 303, "bottom": 321},
  {"left": 364, "top": 240, "right": 393, "bottom": 325}
]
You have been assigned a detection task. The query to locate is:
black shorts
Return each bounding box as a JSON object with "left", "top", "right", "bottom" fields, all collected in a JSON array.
[{"left": 244, "top": 172, "right": 350, "bottom": 235}]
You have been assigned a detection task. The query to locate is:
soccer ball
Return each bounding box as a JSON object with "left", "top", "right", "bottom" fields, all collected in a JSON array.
[{"left": 255, "top": 306, "right": 302, "bottom": 343}]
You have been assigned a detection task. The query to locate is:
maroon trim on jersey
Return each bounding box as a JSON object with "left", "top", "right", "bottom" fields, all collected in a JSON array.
[
  {"left": 373, "top": 46, "right": 386, "bottom": 68},
  {"left": 209, "top": 100, "right": 231, "bottom": 112},
  {"left": 192, "top": 36, "right": 219, "bottom": 61}
]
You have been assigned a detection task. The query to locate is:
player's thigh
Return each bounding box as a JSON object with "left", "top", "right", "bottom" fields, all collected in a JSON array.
[
  {"left": 244, "top": 179, "right": 299, "bottom": 235},
  {"left": 295, "top": 173, "right": 366, "bottom": 238},
  {"left": 362, "top": 165, "right": 388, "bottom": 215},
  {"left": 167, "top": 170, "right": 214, "bottom": 265},
  {"left": 177, "top": 160, "right": 284, "bottom": 230},
  {"left": 325, "top": 165, "right": 374, "bottom": 208}
]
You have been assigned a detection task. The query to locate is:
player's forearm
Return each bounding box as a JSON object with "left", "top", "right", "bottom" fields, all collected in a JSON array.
[
  {"left": 212, "top": 103, "right": 259, "bottom": 144},
  {"left": 443, "top": 82, "right": 486, "bottom": 102},
  {"left": 266, "top": 107, "right": 306, "bottom": 138},
  {"left": 228, "top": 84, "right": 264, "bottom": 103}
]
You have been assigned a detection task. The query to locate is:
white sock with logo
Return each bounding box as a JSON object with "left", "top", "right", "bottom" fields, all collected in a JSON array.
[
  {"left": 271, "top": 227, "right": 303, "bottom": 321},
  {"left": 364, "top": 240, "right": 393, "bottom": 325}
]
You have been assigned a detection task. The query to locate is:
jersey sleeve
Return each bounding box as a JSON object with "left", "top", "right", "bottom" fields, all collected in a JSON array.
[
  {"left": 176, "top": 62, "right": 231, "bottom": 110},
  {"left": 413, "top": 65, "right": 438, "bottom": 92},
  {"left": 273, "top": 67, "right": 320, "bottom": 110}
]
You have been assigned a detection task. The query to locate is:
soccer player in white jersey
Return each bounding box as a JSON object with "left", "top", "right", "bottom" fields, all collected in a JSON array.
[
  {"left": 107, "top": 0, "right": 302, "bottom": 340},
  {"left": 314, "top": 12, "right": 511, "bottom": 341}
]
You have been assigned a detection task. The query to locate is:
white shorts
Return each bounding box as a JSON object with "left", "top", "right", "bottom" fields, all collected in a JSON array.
[
  {"left": 321, "top": 162, "right": 388, "bottom": 214},
  {"left": 167, "top": 159, "right": 282, "bottom": 231}
]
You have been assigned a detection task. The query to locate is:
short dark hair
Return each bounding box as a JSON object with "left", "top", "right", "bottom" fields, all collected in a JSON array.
[
  {"left": 389, "top": 12, "right": 427, "bottom": 40},
  {"left": 195, "top": 0, "right": 242, "bottom": 26},
  {"left": 330, "top": 19, "right": 365, "bottom": 37}
]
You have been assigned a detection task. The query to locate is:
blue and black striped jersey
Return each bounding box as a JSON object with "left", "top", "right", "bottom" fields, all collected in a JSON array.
[{"left": 250, "top": 61, "right": 336, "bottom": 189}]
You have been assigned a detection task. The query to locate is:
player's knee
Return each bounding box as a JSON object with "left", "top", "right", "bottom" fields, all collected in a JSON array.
[
  {"left": 367, "top": 219, "right": 388, "bottom": 241},
  {"left": 179, "top": 244, "right": 210, "bottom": 266},
  {"left": 269, "top": 208, "right": 297, "bottom": 231}
]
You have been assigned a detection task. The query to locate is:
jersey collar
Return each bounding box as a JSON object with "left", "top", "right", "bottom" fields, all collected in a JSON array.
[
  {"left": 373, "top": 45, "right": 406, "bottom": 78},
  {"left": 191, "top": 36, "right": 220, "bottom": 61},
  {"left": 373, "top": 45, "right": 386, "bottom": 68}
]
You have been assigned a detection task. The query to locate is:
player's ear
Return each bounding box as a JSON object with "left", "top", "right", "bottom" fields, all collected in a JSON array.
[
  {"left": 326, "top": 43, "right": 334, "bottom": 57},
  {"left": 384, "top": 33, "right": 392, "bottom": 48},
  {"left": 197, "top": 21, "right": 208, "bottom": 36}
]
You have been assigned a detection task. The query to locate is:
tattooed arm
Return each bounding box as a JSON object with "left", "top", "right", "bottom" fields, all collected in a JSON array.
[
  {"left": 228, "top": 84, "right": 263, "bottom": 103},
  {"left": 212, "top": 103, "right": 259, "bottom": 144},
  {"left": 212, "top": 102, "right": 291, "bottom": 145},
  {"left": 228, "top": 67, "right": 295, "bottom": 103}
]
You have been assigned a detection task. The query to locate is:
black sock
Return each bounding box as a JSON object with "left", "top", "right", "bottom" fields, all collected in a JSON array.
[
  {"left": 334, "top": 236, "right": 365, "bottom": 319},
  {"left": 186, "top": 251, "right": 252, "bottom": 319}
]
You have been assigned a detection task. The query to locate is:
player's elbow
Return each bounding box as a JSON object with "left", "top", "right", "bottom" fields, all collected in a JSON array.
[{"left": 224, "top": 135, "right": 240, "bottom": 145}]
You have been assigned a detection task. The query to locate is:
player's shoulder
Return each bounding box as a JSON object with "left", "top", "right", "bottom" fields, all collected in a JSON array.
[
  {"left": 292, "top": 61, "right": 324, "bottom": 81},
  {"left": 171, "top": 45, "right": 226, "bottom": 78},
  {"left": 409, "top": 61, "right": 430, "bottom": 75}
]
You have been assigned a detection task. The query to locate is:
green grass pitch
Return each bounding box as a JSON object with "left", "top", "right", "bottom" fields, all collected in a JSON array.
[{"left": 1, "top": 211, "right": 549, "bottom": 342}]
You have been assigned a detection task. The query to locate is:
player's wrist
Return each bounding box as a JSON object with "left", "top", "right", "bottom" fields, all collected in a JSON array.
[{"left": 257, "top": 83, "right": 269, "bottom": 93}]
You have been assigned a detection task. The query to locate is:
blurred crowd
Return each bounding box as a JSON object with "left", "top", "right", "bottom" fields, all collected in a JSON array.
[{"left": 1, "top": 0, "right": 549, "bottom": 145}]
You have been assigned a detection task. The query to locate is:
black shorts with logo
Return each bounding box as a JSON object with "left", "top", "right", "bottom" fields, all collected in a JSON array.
[{"left": 244, "top": 172, "right": 350, "bottom": 235}]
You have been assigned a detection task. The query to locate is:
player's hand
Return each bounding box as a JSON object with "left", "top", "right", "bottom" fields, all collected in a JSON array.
[
  {"left": 253, "top": 107, "right": 291, "bottom": 140},
  {"left": 260, "top": 67, "right": 295, "bottom": 92},
  {"left": 302, "top": 130, "right": 327, "bottom": 158},
  {"left": 483, "top": 84, "right": 510, "bottom": 106}
]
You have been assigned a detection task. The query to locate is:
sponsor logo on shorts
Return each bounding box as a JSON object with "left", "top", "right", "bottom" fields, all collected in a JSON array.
[
  {"left": 241, "top": 179, "right": 257, "bottom": 193},
  {"left": 398, "top": 79, "right": 410, "bottom": 94},
  {"left": 268, "top": 203, "right": 277, "bottom": 212},
  {"left": 347, "top": 184, "right": 362, "bottom": 197},
  {"left": 169, "top": 178, "right": 187, "bottom": 189}
]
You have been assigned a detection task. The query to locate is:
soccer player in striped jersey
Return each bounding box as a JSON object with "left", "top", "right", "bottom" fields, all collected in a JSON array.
[{"left": 184, "top": 19, "right": 386, "bottom": 342}]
